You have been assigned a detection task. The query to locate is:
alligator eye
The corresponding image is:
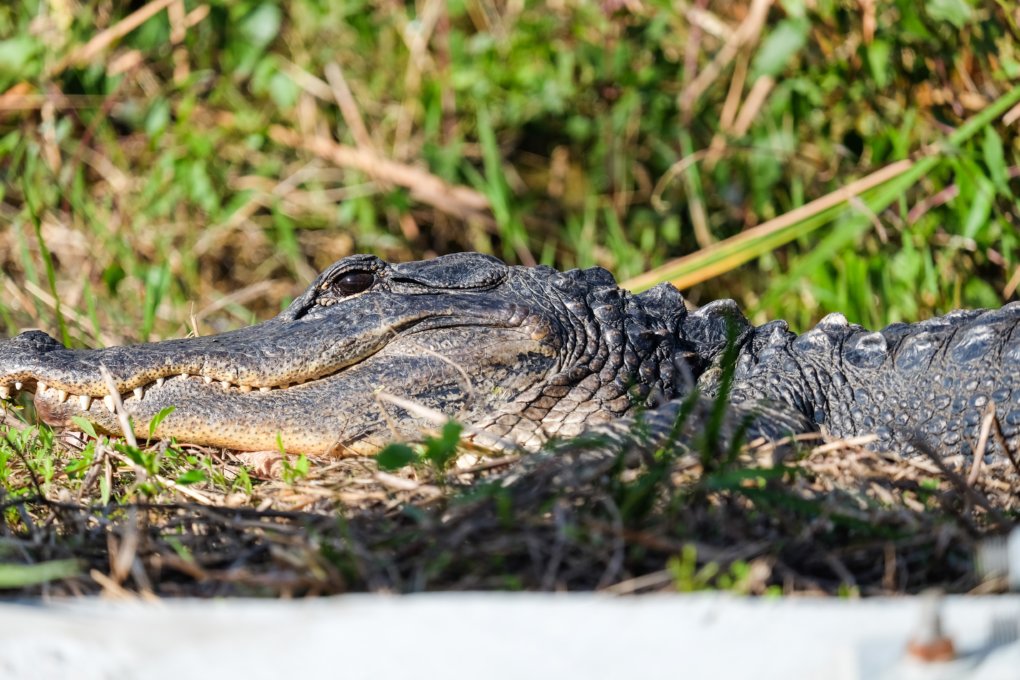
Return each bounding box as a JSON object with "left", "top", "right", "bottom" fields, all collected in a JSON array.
[{"left": 335, "top": 271, "right": 375, "bottom": 296}]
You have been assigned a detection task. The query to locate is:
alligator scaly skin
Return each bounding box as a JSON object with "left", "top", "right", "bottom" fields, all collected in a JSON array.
[{"left": 1, "top": 253, "right": 1017, "bottom": 459}]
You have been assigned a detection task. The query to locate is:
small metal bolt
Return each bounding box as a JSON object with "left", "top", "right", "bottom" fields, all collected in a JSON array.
[{"left": 905, "top": 590, "right": 956, "bottom": 663}]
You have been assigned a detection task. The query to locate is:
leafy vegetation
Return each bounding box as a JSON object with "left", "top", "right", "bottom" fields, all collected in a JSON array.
[{"left": 0, "top": 0, "right": 1018, "bottom": 595}]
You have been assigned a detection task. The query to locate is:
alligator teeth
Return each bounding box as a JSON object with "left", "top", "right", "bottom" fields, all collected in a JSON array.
[
  {"left": 14, "top": 381, "right": 22, "bottom": 391},
  {"left": 180, "top": 373, "right": 190, "bottom": 379},
  {"left": 38, "top": 382, "right": 47, "bottom": 393},
  {"left": 203, "top": 375, "right": 213, "bottom": 384},
  {"left": 259, "top": 387, "right": 272, "bottom": 393},
  {"left": 79, "top": 395, "right": 92, "bottom": 410},
  {"left": 103, "top": 396, "right": 115, "bottom": 413},
  {"left": 156, "top": 378, "right": 165, "bottom": 387},
  {"left": 0, "top": 386, "right": 10, "bottom": 399},
  {"left": 56, "top": 389, "right": 68, "bottom": 403},
  {"left": 221, "top": 381, "right": 231, "bottom": 389},
  {"left": 239, "top": 385, "right": 252, "bottom": 393},
  {"left": 134, "top": 387, "right": 144, "bottom": 399}
]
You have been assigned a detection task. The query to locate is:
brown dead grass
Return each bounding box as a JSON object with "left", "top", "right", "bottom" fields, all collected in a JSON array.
[{"left": 2, "top": 424, "right": 1017, "bottom": 599}]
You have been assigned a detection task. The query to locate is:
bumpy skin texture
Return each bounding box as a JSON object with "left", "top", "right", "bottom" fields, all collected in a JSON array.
[{"left": 1, "top": 252, "right": 1018, "bottom": 459}]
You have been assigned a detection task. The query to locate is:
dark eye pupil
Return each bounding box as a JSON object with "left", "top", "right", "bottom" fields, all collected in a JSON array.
[{"left": 336, "top": 271, "right": 374, "bottom": 295}]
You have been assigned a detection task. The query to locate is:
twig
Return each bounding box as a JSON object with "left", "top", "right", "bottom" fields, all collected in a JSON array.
[
  {"left": 268, "top": 124, "right": 491, "bottom": 220},
  {"left": 677, "top": 0, "right": 772, "bottom": 111},
  {"left": 51, "top": 0, "right": 178, "bottom": 74},
  {"left": 375, "top": 391, "right": 518, "bottom": 451},
  {"left": 324, "top": 62, "right": 376, "bottom": 154},
  {"left": 99, "top": 365, "right": 137, "bottom": 449}
]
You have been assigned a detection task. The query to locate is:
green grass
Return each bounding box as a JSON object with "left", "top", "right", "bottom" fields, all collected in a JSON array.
[{"left": 0, "top": 0, "right": 1018, "bottom": 596}]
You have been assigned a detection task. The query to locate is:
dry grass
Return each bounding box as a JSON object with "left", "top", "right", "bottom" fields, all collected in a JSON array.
[{"left": 1, "top": 416, "right": 1017, "bottom": 598}]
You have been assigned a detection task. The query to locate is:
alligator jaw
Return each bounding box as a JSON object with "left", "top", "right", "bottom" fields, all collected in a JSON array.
[
  {"left": 12, "top": 324, "right": 553, "bottom": 456},
  {"left": 0, "top": 254, "right": 561, "bottom": 455}
]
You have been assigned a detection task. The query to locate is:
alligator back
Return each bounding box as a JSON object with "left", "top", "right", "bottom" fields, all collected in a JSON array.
[{"left": 721, "top": 302, "right": 1020, "bottom": 458}]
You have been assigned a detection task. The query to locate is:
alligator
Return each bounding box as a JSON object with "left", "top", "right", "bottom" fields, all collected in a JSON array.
[{"left": 1, "top": 252, "right": 1018, "bottom": 459}]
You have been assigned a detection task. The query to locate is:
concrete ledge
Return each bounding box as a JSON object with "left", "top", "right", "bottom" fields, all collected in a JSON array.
[{"left": 0, "top": 594, "right": 1017, "bottom": 679}]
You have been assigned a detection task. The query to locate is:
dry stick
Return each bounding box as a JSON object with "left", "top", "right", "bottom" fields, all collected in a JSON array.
[
  {"left": 907, "top": 184, "right": 960, "bottom": 224},
  {"left": 1003, "top": 265, "right": 1020, "bottom": 300},
  {"left": 704, "top": 52, "right": 750, "bottom": 169},
  {"left": 630, "top": 158, "right": 914, "bottom": 291},
  {"left": 51, "top": 0, "right": 179, "bottom": 74},
  {"left": 731, "top": 75, "right": 776, "bottom": 136},
  {"left": 109, "top": 505, "right": 140, "bottom": 584},
  {"left": 0, "top": 93, "right": 104, "bottom": 111},
  {"left": 324, "top": 63, "right": 376, "bottom": 154},
  {"left": 912, "top": 437, "right": 1010, "bottom": 528},
  {"left": 1004, "top": 99, "right": 1020, "bottom": 126},
  {"left": 989, "top": 412, "right": 1020, "bottom": 479},
  {"left": 268, "top": 124, "right": 491, "bottom": 219},
  {"left": 99, "top": 365, "right": 137, "bottom": 449},
  {"left": 966, "top": 403, "right": 996, "bottom": 487},
  {"left": 677, "top": 0, "right": 772, "bottom": 110},
  {"left": 375, "top": 391, "right": 517, "bottom": 451},
  {"left": 98, "top": 366, "right": 218, "bottom": 504}
]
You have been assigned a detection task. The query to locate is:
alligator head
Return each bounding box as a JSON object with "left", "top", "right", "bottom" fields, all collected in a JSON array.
[{"left": 0, "top": 253, "right": 689, "bottom": 455}]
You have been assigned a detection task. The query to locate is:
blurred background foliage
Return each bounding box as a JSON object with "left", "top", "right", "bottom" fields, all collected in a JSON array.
[{"left": 0, "top": 0, "right": 1018, "bottom": 346}]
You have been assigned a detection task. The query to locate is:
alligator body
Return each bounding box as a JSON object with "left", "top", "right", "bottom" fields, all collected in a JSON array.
[{"left": 1, "top": 253, "right": 1019, "bottom": 458}]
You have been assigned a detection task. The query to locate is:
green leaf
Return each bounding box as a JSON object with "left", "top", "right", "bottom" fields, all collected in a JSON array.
[
  {"left": 981, "top": 127, "right": 1009, "bottom": 194},
  {"left": 0, "top": 560, "right": 80, "bottom": 589},
  {"left": 961, "top": 177, "right": 994, "bottom": 240},
  {"left": 145, "top": 98, "right": 171, "bottom": 137},
  {"left": 0, "top": 36, "right": 42, "bottom": 79},
  {"left": 376, "top": 443, "right": 419, "bottom": 470},
  {"left": 175, "top": 469, "right": 207, "bottom": 485},
  {"left": 268, "top": 71, "right": 300, "bottom": 109},
  {"left": 240, "top": 4, "right": 283, "bottom": 49},
  {"left": 70, "top": 416, "right": 97, "bottom": 439},
  {"left": 148, "top": 405, "right": 176, "bottom": 439},
  {"left": 925, "top": 0, "right": 974, "bottom": 28},
  {"left": 751, "top": 19, "right": 810, "bottom": 78},
  {"left": 424, "top": 421, "right": 463, "bottom": 470},
  {"left": 866, "top": 40, "right": 892, "bottom": 89}
]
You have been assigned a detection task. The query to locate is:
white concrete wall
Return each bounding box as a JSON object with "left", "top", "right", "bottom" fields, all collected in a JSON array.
[{"left": 0, "top": 594, "right": 1017, "bottom": 680}]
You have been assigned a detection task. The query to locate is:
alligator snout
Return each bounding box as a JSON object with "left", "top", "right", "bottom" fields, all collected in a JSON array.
[{"left": 0, "top": 330, "right": 68, "bottom": 397}]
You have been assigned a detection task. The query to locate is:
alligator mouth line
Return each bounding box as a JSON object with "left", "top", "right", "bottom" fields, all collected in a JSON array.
[
  {"left": 0, "top": 320, "right": 481, "bottom": 415},
  {"left": 2, "top": 357, "right": 370, "bottom": 414}
]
